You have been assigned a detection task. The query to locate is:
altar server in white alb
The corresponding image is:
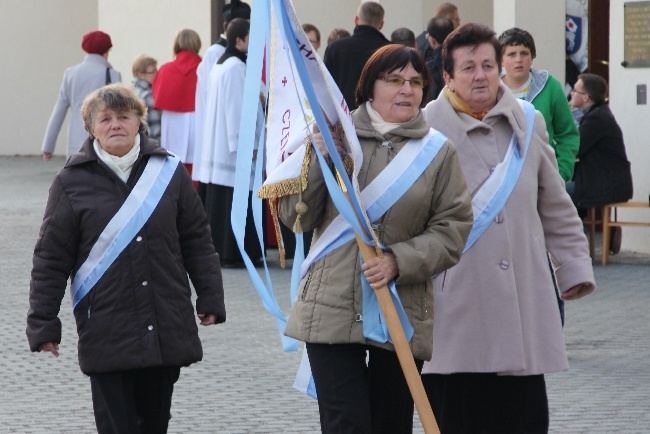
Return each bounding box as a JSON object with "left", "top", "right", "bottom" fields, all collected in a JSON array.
[
  {"left": 198, "top": 18, "right": 264, "bottom": 266},
  {"left": 194, "top": 0, "right": 251, "bottom": 187},
  {"left": 42, "top": 30, "right": 121, "bottom": 159},
  {"left": 419, "top": 23, "right": 596, "bottom": 434}
]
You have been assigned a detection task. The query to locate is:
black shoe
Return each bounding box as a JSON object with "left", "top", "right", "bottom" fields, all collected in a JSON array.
[{"left": 609, "top": 226, "right": 622, "bottom": 255}]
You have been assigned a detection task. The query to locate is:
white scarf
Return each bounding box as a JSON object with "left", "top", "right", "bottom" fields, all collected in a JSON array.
[
  {"left": 365, "top": 102, "right": 418, "bottom": 135},
  {"left": 93, "top": 135, "right": 141, "bottom": 182}
]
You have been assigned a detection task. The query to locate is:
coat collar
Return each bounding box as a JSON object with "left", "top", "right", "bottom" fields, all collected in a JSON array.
[
  {"left": 482, "top": 83, "right": 530, "bottom": 153},
  {"left": 217, "top": 46, "right": 247, "bottom": 65},
  {"left": 353, "top": 103, "right": 431, "bottom": 146},
  {"left": 427, "top": 82, "right": 529, "bottom": 154},
  {"left": 66, "top": 133, "right": 170, "bottom": 168},
  {"left": 424, "top": 83, "right": 531, "bottom": 195},
  {"left": 352, "top": 25, "right": 389, "bottom": 42},
  {"left": 83, "top": 53, "right": 113, "bottom": 69}
]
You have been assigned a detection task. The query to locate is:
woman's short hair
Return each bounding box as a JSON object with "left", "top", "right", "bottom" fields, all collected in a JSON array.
[
  {"left": 579, "top": 73, "right": 608, "bottom": 105},
  {"left": 442, "top": 23, "right": 501, "bottom": 78},
  {"left": 498, "top": 27, "right": 537, "bottom": 59},
  {"left": 131, "top": 54, "right": 157, "bottom": 76},
  {"left": 302, "top": 23, "right": 321, "bottom": 43},
  {"left": 81, "top": 83, "right": 148, "bottom": 134},
  {"left": 173, "top": 29, "right": 201, "bottom": 55},
  {"left": 226, "top": 18, "right": 250, "bottom": 47},
  {"left": 327, "top": 28, "right": 351, "bottom": 45},
  {"left": 355, "top": 44, "right": 431, "bottom": 108}
]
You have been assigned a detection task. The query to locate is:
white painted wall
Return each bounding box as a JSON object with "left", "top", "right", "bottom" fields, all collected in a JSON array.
[
  {"left": 0, "top": 0, "right": 97, "bottom": 156},
  {"left": 98, "top": 0, "right": 211, "bottom": 86},
  {"left": 610, "top": 0, "right": 650, "bottom": 254},
  {"left": 493, "top": 0, "right": 566, "bottom": 81}
]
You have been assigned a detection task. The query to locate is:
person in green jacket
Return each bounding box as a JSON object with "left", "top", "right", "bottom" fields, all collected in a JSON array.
[{"left": 499, "top": 27, "right": 579, "bottom": 182}]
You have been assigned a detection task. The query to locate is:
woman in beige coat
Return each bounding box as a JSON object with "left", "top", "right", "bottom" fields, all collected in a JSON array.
[
  {"left": 420, "top": 24, "right": 595, "bottom": 434},
  {"left": 280, "top": 45, "right": 473, "bottom": 434}
]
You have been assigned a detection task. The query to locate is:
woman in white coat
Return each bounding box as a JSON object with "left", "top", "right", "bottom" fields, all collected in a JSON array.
[{"left": 420, "top": 23, "right": 596, "bottom": 434}]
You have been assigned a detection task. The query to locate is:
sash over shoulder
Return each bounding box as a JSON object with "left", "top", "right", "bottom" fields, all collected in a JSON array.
[{"left": 71, "top": 153, "right": 181, "bottom": 310}]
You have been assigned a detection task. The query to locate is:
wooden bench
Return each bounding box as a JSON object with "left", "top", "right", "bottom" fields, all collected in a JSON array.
[{"left": 601, "top": 201, "right": 650, "bottom": 265}]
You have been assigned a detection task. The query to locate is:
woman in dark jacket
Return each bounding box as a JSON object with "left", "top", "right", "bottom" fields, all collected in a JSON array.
[{"left": 27, "top": 83, "right": 225, "bottom": 433}]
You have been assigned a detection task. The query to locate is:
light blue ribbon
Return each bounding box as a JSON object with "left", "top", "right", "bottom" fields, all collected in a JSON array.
[
  {"left": 71, "top": 154, "right": 180, "bottom": 309},
  {"left": 301, "top": 131, "right": 447, "bottom": 343},
  {"left": 463, "top": 100, "right": 536, "bottom": 253},
  {"left": 231, "top": 0, "right": 299, "bottom": 352}
]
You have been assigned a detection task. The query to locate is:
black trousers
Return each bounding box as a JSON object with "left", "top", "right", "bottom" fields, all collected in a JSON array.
[
  {"left": 201, "top": 183, "right": 264, "bottom": 265},
  {"left": 90, "top": 366, "right": 181, "bottom": 434},
  {"left": 422, "top": 372, "right": 549, "bottom": 434},
  {"left": 307, "top": 343, "right": 424, "bottom": 434}
]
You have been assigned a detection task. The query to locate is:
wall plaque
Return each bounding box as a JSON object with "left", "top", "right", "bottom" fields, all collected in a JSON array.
[{"left": 624, "top": 1, "right": 650, "bottom": 67}]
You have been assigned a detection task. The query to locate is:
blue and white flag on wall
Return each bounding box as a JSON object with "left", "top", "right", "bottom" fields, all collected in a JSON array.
[{"left": 566, "top": 0, "right": 588, "bottom": 72}]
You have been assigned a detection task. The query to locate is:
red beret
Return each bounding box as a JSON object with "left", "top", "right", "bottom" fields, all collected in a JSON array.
[{"left": 81, "top": 31, "right": 112, "bottom": 55}]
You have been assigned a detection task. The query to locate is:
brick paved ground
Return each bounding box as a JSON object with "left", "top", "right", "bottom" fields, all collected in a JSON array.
[{"left": 1, "top": 156, "right": 649, "bottom": 433}]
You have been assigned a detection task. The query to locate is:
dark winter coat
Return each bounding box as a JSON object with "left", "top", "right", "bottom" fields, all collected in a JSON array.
[
  {"left": 573, "top": 102, "right": 633, "bottom": 208},
  {"left": 324, "top": 25, "right": 390, "bottom": 111},
  {"left": 27, "top": 134, "right": 225, "bottom": 375}
]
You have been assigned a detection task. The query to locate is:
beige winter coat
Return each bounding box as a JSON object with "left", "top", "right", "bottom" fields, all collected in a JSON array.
[
  {"left": 421, "top": 84, "right": 596, "bottom": 375},
  {"left": 280, "top": 105, "right": 473, "bottom": 361}
]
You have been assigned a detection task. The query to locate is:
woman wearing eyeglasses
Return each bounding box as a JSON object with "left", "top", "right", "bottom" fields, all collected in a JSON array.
[
  {"left": 131, "top": 54, "right": 162, "bottom": 141},
  {"left": 279, "top": 44, "right": 473, "bottom": 433},
  {"left": 420, "top": 23, "right": 595, "bottom": 433}
]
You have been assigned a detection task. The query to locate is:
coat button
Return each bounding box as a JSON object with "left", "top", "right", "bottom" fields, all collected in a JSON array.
[
  {"left": 481, "top": 128, "right": 490, "bottom": 135},
  {"left": 490, "top": 166, "right": 496, "bottom": 174},
  {"left": 142, "top": 281, "right": 148, "bottom": 286},
  {"left": 494, "top": 213, "right": 504, "bottom": 223},
  {"left": 147, "top": 325, "right": 154, "bottom": 331},
  {"left": 500, "top": 260, "right": 509, "bottom": 270},
  {"left": 136, "top": 236, "right": 143, "bottom": 242}
]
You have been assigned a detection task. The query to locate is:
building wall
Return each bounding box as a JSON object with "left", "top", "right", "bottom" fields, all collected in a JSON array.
[
  {"left": 493, "top": 0, "right": 566, "bottom": 81},
  {"left": 610, "top": 0, "right": 650, "bottom": 254},
  {"left": 98, "top": 0, "right": 211, "bottom": 89},
  {"left": 0, "top": 0, "right": 97, "bottom": 156}
]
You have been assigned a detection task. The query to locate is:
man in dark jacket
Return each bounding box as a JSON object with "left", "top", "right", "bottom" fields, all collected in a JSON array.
[
  {"left": 415, "top": 2, "right": 461, "bottom": 63},
  {"left": 424, "top": 16, "right": 454, "bottom": 102},
  {"left": 569, "top": 73, "right": 633, "bottom": 253},
  {"left": 324, "top": 1, "right": 389, "bottom": 111}
]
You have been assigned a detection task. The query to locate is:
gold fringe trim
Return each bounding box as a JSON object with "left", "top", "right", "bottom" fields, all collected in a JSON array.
[
  {"left": 256, "top": 137, "right": 313, "bottom": 268},
  {"left": 257, "top": 140, "right": 312, "bottom": 200},
  {"left": 267, "top": 198, "right": 286, "bottom": 268},
  {"left": 255, "top": 130, "right": 354, "bottom": 268}
]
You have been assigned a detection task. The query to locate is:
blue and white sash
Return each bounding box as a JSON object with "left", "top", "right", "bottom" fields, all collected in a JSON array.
[
  {"left": 463, "top": 100, "right": 536, "bottom": 252},
  {"left": 294, "top": 129, "right": 445, "bottom": 398},
  {"left": 70, "top": 154, "right": 181, "bottom": 309},
  {"left": 302, "top": 129, "right": 447, "bottom": 342}
]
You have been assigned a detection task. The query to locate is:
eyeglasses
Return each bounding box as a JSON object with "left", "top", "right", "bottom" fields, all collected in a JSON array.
[
  {"left": 143, "top": 69, "right": 157, "bottom": 75},
  {"left": 571, "top": 87, "right": 586, "bottom": 95},
  {"left": 380, "top": 75, "right": 427, "bottom": 89}
]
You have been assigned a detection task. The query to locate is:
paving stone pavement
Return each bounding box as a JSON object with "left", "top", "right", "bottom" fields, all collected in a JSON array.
[{"left": 1, "top": 156, "right": 649, "bottom": 433}]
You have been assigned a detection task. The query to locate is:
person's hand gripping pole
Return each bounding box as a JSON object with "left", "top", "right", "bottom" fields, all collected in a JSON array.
[{"left": 310, "top": 122, "right": 440, "bottom": 434}]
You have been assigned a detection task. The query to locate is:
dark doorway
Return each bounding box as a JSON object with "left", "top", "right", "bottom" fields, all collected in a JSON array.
[{"left": 589, "top": 0, "right": 610, "bottom": 82}]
